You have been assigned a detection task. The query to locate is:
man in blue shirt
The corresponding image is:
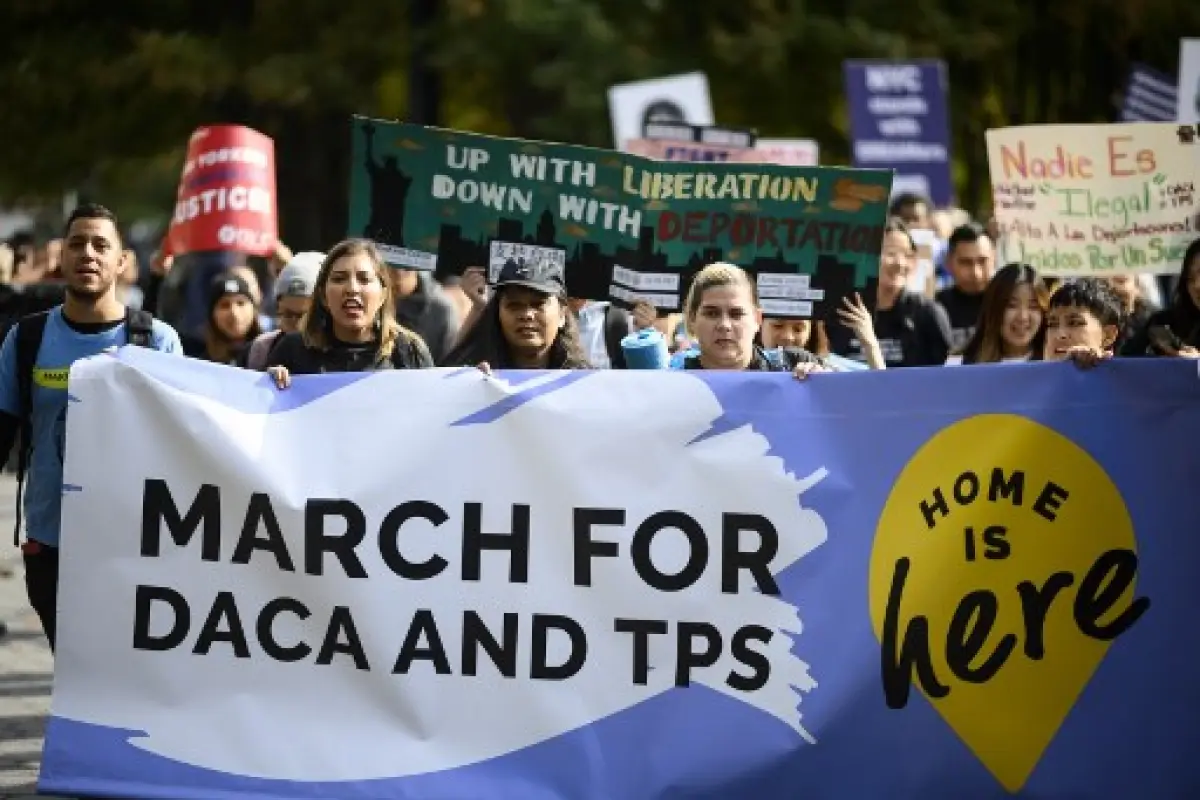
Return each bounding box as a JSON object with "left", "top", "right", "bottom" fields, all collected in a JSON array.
[{"left": 0, "top": 203, "right": 182, "bottom": 651}]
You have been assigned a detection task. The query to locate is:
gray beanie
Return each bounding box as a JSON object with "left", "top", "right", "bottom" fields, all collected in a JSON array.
[{"left": 275, "top": 251, "right": 324, "bottom": 299}]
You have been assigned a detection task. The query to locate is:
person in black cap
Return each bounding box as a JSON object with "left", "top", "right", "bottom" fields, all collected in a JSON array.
[
  {"left": 182, "top": 271, "right": 263, "bottom": 365},
  {"left": 441, "top": 256, "right": 589, "bottom": 370}
]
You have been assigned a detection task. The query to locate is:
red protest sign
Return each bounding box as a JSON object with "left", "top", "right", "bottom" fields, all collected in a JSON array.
[{"left": 167, "top": 125, "right": 278, "bottom": 256}]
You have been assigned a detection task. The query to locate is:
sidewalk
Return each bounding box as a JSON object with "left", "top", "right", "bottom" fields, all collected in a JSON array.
[{"left": 0, "top": 474, "right": 64, "bottom": 800}]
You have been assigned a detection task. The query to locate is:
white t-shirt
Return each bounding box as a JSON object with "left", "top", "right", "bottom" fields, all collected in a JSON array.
[{"left": 575, "top": 301, "right": 612, "bottom": 369}]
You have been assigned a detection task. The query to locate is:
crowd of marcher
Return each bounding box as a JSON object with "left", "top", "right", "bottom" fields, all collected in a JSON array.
[{"left": 0, "top": 193, "right": 1197, "bottom": 647}]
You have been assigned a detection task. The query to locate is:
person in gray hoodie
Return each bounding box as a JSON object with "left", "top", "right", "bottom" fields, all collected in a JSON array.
[{"left": 390, "top": 266, "right": 460, "bottom": 363}]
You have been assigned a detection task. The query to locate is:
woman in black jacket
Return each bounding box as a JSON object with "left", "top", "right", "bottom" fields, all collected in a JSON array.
[
  {"left": 267, "top": 239, "right": 432, "bottom": 387},
  {"left": 441, "top": 256, "right": 590, "bottom": 371},
  {"left": 1121, "top": 237, "right": 1200, "bottom": 358}
]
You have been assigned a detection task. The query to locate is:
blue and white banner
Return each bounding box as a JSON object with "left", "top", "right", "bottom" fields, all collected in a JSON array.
[
  {"left": 843, "top": 59, "right": 953, "bottom": 207},
  {"left": 1120, "top": 63, "right": 1178, "bottom": 123},
  {"left": 43, "top": 350, "right": 1200, "bottom": 798}
]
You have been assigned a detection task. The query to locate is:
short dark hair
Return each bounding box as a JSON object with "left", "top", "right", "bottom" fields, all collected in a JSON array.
[
  {"left": 947, "top": 222, "right": 989, "bottom": 255},
  {"left": 888, "top": 192, "right": 930, "bottom": 217},
  {"left": 1048, "top": 278, "right": 1123, "bottom": 329},
  {"left": 63, "top": 203, "right": 121, "bottom": 242}
]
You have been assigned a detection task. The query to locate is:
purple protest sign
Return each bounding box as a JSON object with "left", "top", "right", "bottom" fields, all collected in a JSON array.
[{"left": 843, "top": 60, "right": 953, "bottom": 207}]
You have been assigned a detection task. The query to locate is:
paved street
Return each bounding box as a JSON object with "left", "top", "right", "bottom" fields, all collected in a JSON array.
[{"left": 0, "top": 474, "right": 65, "bottom": 800}]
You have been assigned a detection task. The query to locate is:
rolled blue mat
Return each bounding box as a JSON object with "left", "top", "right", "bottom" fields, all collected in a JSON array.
[{"left": 621, "top": 328, "right": 670, "bottom": 370}]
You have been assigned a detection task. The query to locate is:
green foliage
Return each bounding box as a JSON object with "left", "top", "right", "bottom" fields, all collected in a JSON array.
[{"left": 2, "top": 0, "right": 1199, "bottom": 227}]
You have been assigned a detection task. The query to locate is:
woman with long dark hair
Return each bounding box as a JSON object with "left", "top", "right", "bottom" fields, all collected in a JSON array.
[
  {"left": 1123, "top": 237, "right": 1200, "bottom": 357},
  {"left": 182, "top": 272, "right": 263, "bottom": 366},
  {"left": 824, "top": 217, "right": 951, "bottom": 368},
  {"left": 441, "top": 257, "right": 590, "bottom": 370},
  {"left": 947, "top": 263, "right": 1046, "bottom": 365}
]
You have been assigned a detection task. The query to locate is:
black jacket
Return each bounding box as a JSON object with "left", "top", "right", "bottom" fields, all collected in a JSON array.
[
  {"left": 266, "top": 331, "right": 434, "bottom": 374},
  {"left": 683, "top": 346, "right": 824, "bottom": 371}
]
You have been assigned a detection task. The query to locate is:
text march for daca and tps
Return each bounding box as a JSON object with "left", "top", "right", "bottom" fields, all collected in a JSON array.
[{"left": 39, "top": 348, "right": 1200, "bottom": 799}]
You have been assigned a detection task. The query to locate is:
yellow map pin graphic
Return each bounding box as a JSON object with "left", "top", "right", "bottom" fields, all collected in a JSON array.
[{"left": 869, "top": 414, "right": 1149, "bottom": 792}]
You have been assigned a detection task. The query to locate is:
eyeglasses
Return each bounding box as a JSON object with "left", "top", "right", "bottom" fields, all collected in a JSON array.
[{"left": 276, "top": 310, "right": 305, "bottom": 323}]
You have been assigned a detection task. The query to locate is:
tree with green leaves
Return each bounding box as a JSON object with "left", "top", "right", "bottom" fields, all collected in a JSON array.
[{"left": 2, "top": 0, "right": 1197, "bottom": 246}]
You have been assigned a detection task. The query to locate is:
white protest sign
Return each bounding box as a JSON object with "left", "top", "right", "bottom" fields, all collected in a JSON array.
[
  {"left": 986, "top": 122, "right": 1200, "bottom": 275},
  {"left": 54, "top": 352, "right": 828, "bottom": 784},
  {"left": 607, "top": 73, "right": 715, "bottom": 152},
  {"left": 487, "top": 241, "right": 566, "bottom": 283}
]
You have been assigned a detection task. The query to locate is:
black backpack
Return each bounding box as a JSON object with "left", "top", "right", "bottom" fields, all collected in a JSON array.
[{"left": 11, "top": 307, "right": 155, "bottom": 545}]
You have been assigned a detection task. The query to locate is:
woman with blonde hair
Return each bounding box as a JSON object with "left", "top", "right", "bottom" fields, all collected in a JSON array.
[
  {"left": 267, "top": 239, "right": 432, "bottom": 387},
  {"left": 674, "top": 261, "right": 832, "bottom": 378}
]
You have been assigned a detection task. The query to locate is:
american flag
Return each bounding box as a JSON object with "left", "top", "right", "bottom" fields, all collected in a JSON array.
[{"left": 1120, "top": 63, "right": 1178, "bottom": 122}]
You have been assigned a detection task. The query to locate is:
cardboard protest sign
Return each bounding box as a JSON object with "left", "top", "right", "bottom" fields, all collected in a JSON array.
[
  {"left": 347, "top": 117, "right": 892, "bottom": 318},
  {"left": 167, "top": 125, "right": 277, "bottom": 257},
  {"left": 987, "top": 122, "right": 1200, "bottom": 275}
]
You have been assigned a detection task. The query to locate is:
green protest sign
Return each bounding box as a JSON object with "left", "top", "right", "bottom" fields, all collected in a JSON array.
[{"left": 348, "top": 116, "right": 893, "bottom": 318}]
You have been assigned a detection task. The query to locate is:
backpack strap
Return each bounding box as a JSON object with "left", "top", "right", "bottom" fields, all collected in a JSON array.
[
  {"left": 13, "top": 311, "right": 50, "bottom": 546},
  {"left": 603, "top": 304, "right": 630, "bottom": 369},
  {"left": 10, "top": 308, "right": 154, "bottom": 546},
  {"left": 125, "top": 307, "right": 155, "bottom": 347}
]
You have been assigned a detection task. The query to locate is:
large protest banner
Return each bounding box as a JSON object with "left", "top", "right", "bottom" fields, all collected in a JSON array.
[
  {"left": 346, "top": 117, "right": 892, "bottom": 318},
  {"left": 987, "top": 122, "right": 1200, "bottom": 275},
  {"left": 42, "top": 349, "right": 1200, "bottom": 799}
]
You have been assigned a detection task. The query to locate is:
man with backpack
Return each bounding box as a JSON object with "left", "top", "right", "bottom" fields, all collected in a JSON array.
[{"left": 0, "top": 204, "right": 183, "bottom": 651}]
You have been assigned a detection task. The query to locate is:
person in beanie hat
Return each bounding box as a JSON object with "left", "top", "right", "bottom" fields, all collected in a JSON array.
[
  {"left": 245, "top": 252, "right": 323, "bottom": 370},
  {"left": 182, "top": 271, "right": 263, "bottom": 365}
]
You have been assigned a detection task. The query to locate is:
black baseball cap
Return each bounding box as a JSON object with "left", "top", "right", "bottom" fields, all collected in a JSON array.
[{"left": 495, "top": 257, "right": 565, "bottom": 295}]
